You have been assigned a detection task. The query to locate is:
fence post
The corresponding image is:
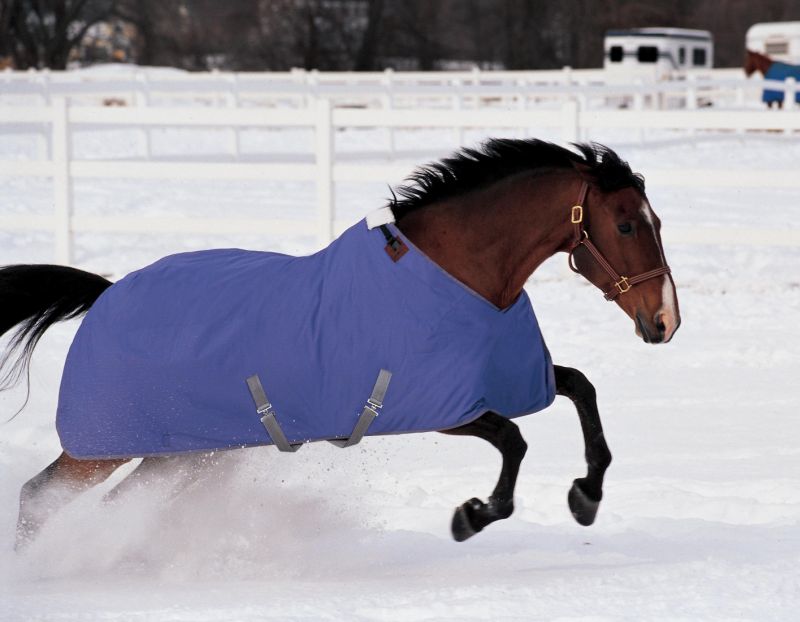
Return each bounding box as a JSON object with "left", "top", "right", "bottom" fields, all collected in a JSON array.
[
  {"left": 41, "top": 68, "right": 52, "bottom": 105},
  {"left": 307, "top": 69, "right": 319, "bottom": 109},
  {"left": 225, "top": 72, "right": 241, "bottom": 159},
  {"left": 381, "top": 68, "right": 395, "bottom": 155},
  {"left": 315, "top": 98, "right": 334, "bottom": 246},
  {"left": 784, "top": 77, "right": 797, "bottom": 112},
  {"left": 686, "top": 73, "right": 697, "bottom": 110},
  {"left": 291, "top": 68, "right": 307, "bottom": 108},
  {"left": 633, "top": 79, "right": 645, "bottom": 143},
  {"left": 560, "top": 98, "right": 579, "bottom": 144},
  {"left": 472, "top": 65, "right": 481, "bottom": 109},
  {"left": 135, "top": 72, "right": 151, "bottom": 158},
  {"left": 452, "top": 77, "right": 464, "bottom": 146},
  {"left": 52, "top": 97, "right": 73, "bottom": 265}
]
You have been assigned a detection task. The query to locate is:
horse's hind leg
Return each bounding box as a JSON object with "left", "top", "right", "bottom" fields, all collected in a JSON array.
[
  {"left": 440, "top": 412, "right": 527, "bottom": 542},
  {"left": 104, "top": 452, "right": 216, "bottom": 503},
  {"left": 554, "top": 365, "right": 612, "bottom": 526},
  {"left": 16, "top": 452, "right": 130, "bottom": 548}
]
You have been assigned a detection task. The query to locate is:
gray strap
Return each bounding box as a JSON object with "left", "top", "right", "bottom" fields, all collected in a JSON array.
[
  {"left": 329, "top": 369, "right": 392, "bottom": 448},
  {"left": 246, "top": 375, "right": 301, "bottom": 452}
]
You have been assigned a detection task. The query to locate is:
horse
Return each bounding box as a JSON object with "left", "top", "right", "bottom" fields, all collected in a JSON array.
[
  {"left": 745, "top": 48, "right": 800, "bottom": 109},
  {"left": 2, "top": 138, "right": 680, "bottom": 548}
]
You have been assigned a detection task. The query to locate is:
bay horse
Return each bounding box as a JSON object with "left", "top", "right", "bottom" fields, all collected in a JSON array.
[
  {"left": 745, "top": 48, "right": 800, "bottom": 109},
  {"left": 2, "top": 139, "right": 680, "bottom": 548}
]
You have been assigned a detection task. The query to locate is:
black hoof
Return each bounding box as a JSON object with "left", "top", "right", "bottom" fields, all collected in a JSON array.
[
  {"left": 451, "top": 498, "right": 484, "bottom": 542},
  {"left": 568, "top": 480, "right": 601, "bottom": 526}
]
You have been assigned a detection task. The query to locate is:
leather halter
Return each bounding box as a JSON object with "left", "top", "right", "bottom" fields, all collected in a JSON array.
[{"left": 568, "top": 182, "right": 671, "bottom": 301}]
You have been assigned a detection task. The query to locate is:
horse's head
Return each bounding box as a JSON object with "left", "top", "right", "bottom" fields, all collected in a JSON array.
[
  {"left": 568, "top": 162, "right": 680, "bottom": 344},
  {"left": 744, "top": 49, "right": 770, "bottom": 77}
]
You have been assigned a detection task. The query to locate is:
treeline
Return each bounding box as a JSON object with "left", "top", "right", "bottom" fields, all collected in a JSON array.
[{"left": 2, "top": 0, "right": 800, "bottom": 71}]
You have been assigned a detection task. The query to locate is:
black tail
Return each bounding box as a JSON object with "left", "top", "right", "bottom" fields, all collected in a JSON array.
[{"left": 0, "top": 265, "right": 111, "bottom": 394}]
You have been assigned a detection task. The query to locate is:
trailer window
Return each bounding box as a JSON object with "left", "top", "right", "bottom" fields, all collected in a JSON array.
[
  {"left": 765, "top": 41, "right": 789, "bottom": 55},
  {"left": 637, "top": 46, "right": 659, "bottom": 63},
  {"left": 609, "top": 46, "right": 624, "bottom": 62},
  {"left": 679, "top": 47, "right": 686, "bottom": 65},
  {"left": 692, "top": 48, "right": 707, "bottom": 66}
]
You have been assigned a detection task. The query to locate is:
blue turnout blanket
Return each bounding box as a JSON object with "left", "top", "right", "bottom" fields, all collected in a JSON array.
[
  {"left": 56, "top": 218, "right": 555, "bottom": 459},
  {"left": 763, "top": 62, "right": 800, "bottom": 104}
]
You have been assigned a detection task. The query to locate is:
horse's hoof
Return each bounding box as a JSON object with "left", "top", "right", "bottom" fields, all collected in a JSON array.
[
  {"left": 451, "top": 498, "right": 484, "bottom": 542},
  {"left": 568, "top": 480, "right": 601, "bottom": 526}
]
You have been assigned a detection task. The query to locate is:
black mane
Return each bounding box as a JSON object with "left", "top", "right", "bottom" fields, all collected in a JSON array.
[{"left": 390, "top": 138, "right": 645, "bottom": 220}]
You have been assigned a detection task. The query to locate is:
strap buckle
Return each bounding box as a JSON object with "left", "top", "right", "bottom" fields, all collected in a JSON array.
[
  {"left": 571, "top": 205, "right": 583, "bottom": 224},
  {"left": 615, "top": 276, "right": 631, "bottom": 294},
  {"left": 329, "top": 369, "right": 392, "bottom": 449},
  {"left": 246, "top": 374, "right": 302, "bottom": 452}
]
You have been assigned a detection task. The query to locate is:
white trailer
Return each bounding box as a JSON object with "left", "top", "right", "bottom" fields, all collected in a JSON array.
[
  {"left": 746, "top": 21, "right": 800, "bottom": 63},
  {"left": 604, "top": 28, "right": 713, "bottom": 80}
]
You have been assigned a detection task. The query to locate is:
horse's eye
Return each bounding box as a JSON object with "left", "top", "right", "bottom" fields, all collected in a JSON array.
[{"left": 617, "top": 222, "right": 633, "bottom": 235}]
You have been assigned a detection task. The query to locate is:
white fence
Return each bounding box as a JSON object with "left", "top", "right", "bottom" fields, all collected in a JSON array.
[
  {"left": 2, "top": 66, "right": 797, "bottom": 111},
  {"left": 2, "top": 95, "right": 800, "bottom": 265}
]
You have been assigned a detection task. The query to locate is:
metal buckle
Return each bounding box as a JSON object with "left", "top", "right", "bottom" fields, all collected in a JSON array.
[
  {"left": 615, "top": 276, "right": 631, "bottom": 294},
  {"left": 366, "top": 398, "right": 383, "bottom": 413},
  {"left": 571, "top": 205, "right": 583, "bottom": 224}
]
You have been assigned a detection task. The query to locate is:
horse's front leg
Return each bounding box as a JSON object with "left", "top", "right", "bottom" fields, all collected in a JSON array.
[
  {"left": 440, "top": 412, "right": 527, "bottom": 542},
  {"left": 554, "top": 365, "right": 612, "bottom": 526}
]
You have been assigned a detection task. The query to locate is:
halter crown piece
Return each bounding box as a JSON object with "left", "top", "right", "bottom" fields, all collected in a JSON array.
[{"left": 568, "top": 182, "right": 671, "bottom": 301}]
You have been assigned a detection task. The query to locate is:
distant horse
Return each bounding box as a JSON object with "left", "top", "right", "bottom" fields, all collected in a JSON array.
[
  {"left": 2, "top": 139, "right": 680, "bottom": 547},
  {"left": 745, "top": 48, "right": 800, "bottom": 108}
]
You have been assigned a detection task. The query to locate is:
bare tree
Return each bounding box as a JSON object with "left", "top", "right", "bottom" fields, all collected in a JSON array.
[
  {"left": 3, "top": 0, "right": 123, "bottom": 69},
  {"left": 354, "top": 0, "right": 385, "bottom": 70}
]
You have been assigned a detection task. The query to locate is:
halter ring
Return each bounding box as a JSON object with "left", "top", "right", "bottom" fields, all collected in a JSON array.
[{"left": 615, "top": 276, "right": 631, "bottom": 294}]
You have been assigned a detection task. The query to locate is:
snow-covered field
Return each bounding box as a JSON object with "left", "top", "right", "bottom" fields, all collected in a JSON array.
[{"left": 1, "top": 118, "right": 799, "bottom": 620}]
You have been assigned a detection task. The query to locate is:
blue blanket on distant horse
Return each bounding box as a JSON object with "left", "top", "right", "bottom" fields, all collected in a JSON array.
[
  {"left": 56, "top": 218, "right": 555, "bottom": 459},
  {"left": 763, "top": 62, "right": 800, "bottom": 104}
]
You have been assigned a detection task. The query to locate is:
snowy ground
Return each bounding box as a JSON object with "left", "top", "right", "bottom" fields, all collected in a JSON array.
[{"left": 1, "top": 118, "right": 799, "bottom": 620}]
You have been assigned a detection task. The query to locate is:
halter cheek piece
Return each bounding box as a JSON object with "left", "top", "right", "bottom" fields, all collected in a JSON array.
[{"left": 568, "top": 182, "right": 671, "bottom": 301}]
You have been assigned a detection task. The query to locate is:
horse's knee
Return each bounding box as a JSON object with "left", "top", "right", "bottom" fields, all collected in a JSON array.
[
  {"left": 500, "top": 421, "right": 527, "bottom": 460},
  {"left": 555, "top": 366, "right": 596, "bottom": 402}
]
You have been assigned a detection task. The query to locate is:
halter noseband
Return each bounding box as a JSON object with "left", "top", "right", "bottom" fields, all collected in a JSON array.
[{"left": 568, "top": 182, "right": 671, "bottom": 301}]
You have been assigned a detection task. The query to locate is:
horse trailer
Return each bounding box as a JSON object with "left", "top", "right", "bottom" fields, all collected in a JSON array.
[
  {"left": 746, "top": 21, "right": 800, "bottom": 64},
  {"left": 604, "top": 28, "right": 713, "bottom": 80}
]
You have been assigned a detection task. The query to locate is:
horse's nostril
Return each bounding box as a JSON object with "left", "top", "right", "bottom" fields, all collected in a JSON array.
[{"left": 654, "top": 312, "right": 667, "bottom": 334}]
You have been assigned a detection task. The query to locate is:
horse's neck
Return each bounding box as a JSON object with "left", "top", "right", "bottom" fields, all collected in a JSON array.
[{"left": 396, "top": 171, "right": 579, "bottom": 309}]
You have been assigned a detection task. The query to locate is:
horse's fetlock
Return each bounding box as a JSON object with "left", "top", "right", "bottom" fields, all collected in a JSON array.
[
  {"left": 592, "top": 446, "right": 612, "bottom": 471},
  {"left": 488, "top": 495, "right": 514, "bottom": 519}
]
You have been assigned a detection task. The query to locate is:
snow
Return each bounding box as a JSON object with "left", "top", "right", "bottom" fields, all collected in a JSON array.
[{"left": 1, "top": 111, "right": 799, "bottom": 620}]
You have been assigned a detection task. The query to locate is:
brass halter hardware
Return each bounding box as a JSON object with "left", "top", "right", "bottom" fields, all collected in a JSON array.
[{"left": 568, "top": 182, "right": 671, "bottom": 301}]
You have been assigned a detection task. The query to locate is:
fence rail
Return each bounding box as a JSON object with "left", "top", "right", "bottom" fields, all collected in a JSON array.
[
  {"left": 3, "top": 66, "right": 797, "bottom": 111},
  {"left": 2, "top": 97, "right": 800, "bottom": 265}
]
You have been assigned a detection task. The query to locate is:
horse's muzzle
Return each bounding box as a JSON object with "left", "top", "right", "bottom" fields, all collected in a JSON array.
[{"left": 636, "top": 311, "right": 680, "bottom": 344}]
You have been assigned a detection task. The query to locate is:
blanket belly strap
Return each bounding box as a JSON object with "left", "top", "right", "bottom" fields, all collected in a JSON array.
[
  {"left": 246, "top": 369, "right": 392, "bottom": 451},
  {"left": 246, "top": 375, "right": 302, "bottom": 452},
  {"left": 329, "top": 369, "right": 392, "bottom": 448}
]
